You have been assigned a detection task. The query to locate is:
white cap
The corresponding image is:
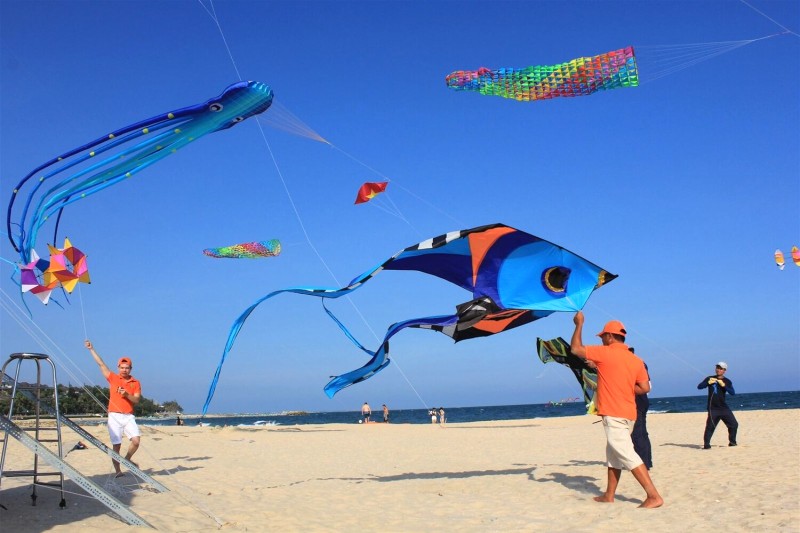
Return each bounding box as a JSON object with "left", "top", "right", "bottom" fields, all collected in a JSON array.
[{"left": 716, "top": 361, "right": 728, "bottom": 369}]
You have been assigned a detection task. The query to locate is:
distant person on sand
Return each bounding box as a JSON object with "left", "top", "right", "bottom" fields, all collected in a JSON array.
[
  {"left": 697, "top": 361, "right": 738, "bottom": 449},
  {"left": 629, "top": 348, "right": 653, "bottom": 470},
  {"left": 85, "top": 340, "right": 142, "bottom": 477},
  {"left": 176, "top": 414, "right": 184, "bottom": 426},
  {"left": 382, "top": 404, "right": 389, "bottom": 423},
  {"left": 570, "top": 312, "right": 663, "bottom": 508},
  {"left": 429, "top": 409, "right": 437, "bottom": 424},
  {"left": 439, "top": 407, "right": 446, "bottom": 426},
  {"left": 361, "top": 402, "right": 371, "bottom": 423}
]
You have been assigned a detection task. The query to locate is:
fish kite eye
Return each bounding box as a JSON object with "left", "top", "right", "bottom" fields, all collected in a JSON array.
[
  {"left": 209, "top": 102, "right": 224, "bottom": 112},
  {"left": 542, "top": 266, "right": 570, "bottom": 294}
]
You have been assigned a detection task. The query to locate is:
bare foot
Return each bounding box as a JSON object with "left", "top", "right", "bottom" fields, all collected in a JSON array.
[
  {"left": 593, "top": 495, "right": 614, "bottom": 503},
  {"left": 639, "top": 496, "right": 664, "bottom": 509}
]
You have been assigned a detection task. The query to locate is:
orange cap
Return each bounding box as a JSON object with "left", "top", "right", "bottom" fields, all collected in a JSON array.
[
  {"left": 596, "top": 320, "right": 627, "bottom": 337},
  {"left": 118, "top": 357, "right": 132, "bottom": 367}
]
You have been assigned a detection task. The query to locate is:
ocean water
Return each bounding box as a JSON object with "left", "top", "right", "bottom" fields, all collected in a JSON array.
[{"left": 141, "top": 390, "right": 800, "bottom": 428}]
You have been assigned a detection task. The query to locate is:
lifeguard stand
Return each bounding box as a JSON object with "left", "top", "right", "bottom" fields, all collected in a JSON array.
[{"left": 0, "top": 352, "right": 66, "bottom": 507}]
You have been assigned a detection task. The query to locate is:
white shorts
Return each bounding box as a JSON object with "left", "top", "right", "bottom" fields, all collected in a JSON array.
[
  {"left": 602, "top": 416, "right": 643, "bottom": 470},
  {"left": 107, "top": 412, "right": 140, "bottom": 445}
]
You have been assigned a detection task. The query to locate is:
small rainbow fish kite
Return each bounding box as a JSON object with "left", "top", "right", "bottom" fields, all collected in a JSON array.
[
  {"left": 203, "top": 240, "right": 281, "bottom": 259},
  {"left": 354, "top": 181, "right": 388, "bottom": 204},
  {"left": 446, "top": 47, "right": 638, "bottom": 102}
]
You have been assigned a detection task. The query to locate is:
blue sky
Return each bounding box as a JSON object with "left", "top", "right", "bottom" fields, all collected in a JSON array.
[{"left": 1, "top": 0, "right": 798, "bottom": 415}]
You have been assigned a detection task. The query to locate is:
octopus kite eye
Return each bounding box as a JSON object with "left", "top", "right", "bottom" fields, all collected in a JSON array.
[
  {"left": 542, "top": 266, "right": 570, "bottom": 295},
  {"left": 209, "top": 103, "right": 224, "bottom": 112}
]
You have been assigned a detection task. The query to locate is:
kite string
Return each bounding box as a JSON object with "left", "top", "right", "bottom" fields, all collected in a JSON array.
[
  {"left": 194, "top": 0, "right": 441, "bottom": 411},
  {"left": 586, "top": 300, "right": 706, "bottom": 377},
  {"left": 77, "top": 283, "right": 88, "bottom": 340},
  {"left": 197, "top": 0, "right": 243, "bottom": 80},
  {"left": 739, "top": 0, "right": 800, "bottom": 37},
  {"left": 636, "top": 35, "right": 781, "bottom": 83},
  {"left": 0, "top": 288, "right": 228, "bottom": 528}
]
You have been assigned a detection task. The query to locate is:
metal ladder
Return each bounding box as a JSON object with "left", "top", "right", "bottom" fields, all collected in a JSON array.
[{"left": 0, "top": 353, "right": 66, "bottom": 507}]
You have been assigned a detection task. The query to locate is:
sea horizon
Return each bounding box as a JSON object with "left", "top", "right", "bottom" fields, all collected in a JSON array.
[{"left": 135, "top": 390, "right": 800, "bottom": 427}]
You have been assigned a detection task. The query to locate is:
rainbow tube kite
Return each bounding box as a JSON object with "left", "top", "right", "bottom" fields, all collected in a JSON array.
[{"left": 446, "top": 47, "right": 638, "bottom": 102}]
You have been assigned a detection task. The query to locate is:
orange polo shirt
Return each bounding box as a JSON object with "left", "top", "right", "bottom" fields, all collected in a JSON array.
[
  {"left": 585, "top": 343, "right": 647, "bottom": 421},
  {"left": 107, "top": 372, "right": 141, "bottom": 414}
]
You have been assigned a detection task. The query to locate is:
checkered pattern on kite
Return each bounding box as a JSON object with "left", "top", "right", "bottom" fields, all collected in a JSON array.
[{"left": 446, "top": 47, "right": 638, "bottom": 101}]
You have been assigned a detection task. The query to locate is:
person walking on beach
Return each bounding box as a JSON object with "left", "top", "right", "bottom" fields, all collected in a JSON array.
[
  {"left": 85, "top": 340, "right": 142, "bottom": 477},
  {"left": 570, "top": 312, "right": 663, "bottom": 508},
  {"left": 361, "top": 402, "right": 371, "bottom": 423},
  {"left": 382, "top": 404, "right": 389, "bottom": 423},
  {"left": 630, "top": 348, "right": 653, "bottom": 470},
  {"left": 438, "top": 407, "right": 446, "bottom": 426},
  {"left": 697, "top": 361, "right": 738, "bottom": 449},
  {"left": 430, "top": 408, "right": 438, "bottom": 424}
]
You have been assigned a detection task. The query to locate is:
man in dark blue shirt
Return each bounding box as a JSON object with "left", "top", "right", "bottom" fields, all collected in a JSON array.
[{"left": 697, "top": 361, "right": 738, "bottom": 449}]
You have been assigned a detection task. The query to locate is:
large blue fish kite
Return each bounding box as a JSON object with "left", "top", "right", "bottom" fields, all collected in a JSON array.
[
  {"left": 6, "top": 81, "right": 273, "bottom": 265},
  {"left": 202, "top": 223, "right": 616, "bottom": 414}
]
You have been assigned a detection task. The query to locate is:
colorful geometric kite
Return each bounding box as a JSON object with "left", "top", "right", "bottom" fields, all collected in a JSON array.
[
  {"left": 354, "top": 181, "right": 388, "bottom": 204},
  {"left": 203, "top": 240, "right": 281, "bottom": 259},
  {"left": 6, "top": 81, "right": 274, "bottom": 267},
  {"left": 536, "top": 337, "right": 597, "bottom": 414},
  {"left": 18, "top": 238, "right": 89, "bottom": 304},
  {"left": 793, "top": 247, "right": 800, "bottom": 267},
  {"left": 202, "top": 223, "right": 616, "bottom": 414},
  {"left": 43, "top": 238, "right": 90, "bottom": 292},
  {"left": 446, "top": 47, "right": 638, "bottom": 102},
  {"left": 20, "top": 250, "right": 58, "bottom": 305}
]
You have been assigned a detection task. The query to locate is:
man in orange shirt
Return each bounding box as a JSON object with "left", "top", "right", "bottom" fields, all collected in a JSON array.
[
  {"left": 570, "top": 311, "right": 663, "bottom": 508},
  {"left": 85, "top": 340, "right": 142, "bottom": 476}
]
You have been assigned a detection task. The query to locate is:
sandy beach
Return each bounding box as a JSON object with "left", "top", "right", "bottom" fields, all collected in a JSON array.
[{"left": 1, "top": 409, "right": 798, "bottom": 532}]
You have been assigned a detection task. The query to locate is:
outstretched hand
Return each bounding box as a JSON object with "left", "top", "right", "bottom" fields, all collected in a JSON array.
[
  {"left": 573, "top": 311, "right": 585, "bottom": 326},
  {"left": 84, "top": 340, "right": 93, "bottom": 350}
]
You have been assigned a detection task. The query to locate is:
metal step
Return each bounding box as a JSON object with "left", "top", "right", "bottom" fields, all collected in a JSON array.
[{"left": 0, "top": 414, "right": 154, "bottom": 528}]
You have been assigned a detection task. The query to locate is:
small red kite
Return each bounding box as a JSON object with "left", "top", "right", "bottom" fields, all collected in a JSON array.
[{"left": 354, "top": 181, "right": 388, "bottom": 204}]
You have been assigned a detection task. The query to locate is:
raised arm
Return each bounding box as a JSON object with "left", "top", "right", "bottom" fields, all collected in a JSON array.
[
  {"left": 570, "top": 311, "right": 588, "bottom": 358},
  {"left": 84, "top": 340, "right": 111, "bottom": 380}
]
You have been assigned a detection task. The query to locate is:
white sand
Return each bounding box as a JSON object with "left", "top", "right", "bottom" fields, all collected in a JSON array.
[{"left": 1, "top": 409, "right": 798, "bottom": 532}]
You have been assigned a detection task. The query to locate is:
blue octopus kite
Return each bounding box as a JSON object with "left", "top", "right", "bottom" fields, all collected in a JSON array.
[{"left": 6, "top": 81, "right": 273, "bottom": 265}]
